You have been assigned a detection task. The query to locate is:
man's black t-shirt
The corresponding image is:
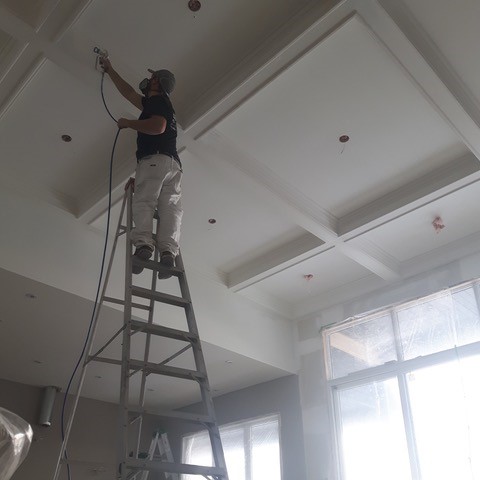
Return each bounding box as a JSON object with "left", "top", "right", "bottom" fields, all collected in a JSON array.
[{"left": 136, "top": 95, "right": 179, "bottom": 165}]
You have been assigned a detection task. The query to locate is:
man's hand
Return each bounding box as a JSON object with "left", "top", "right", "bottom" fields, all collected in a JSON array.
[
  {"left": 124, "top": 177, "right": 135, "bottom": 192},
  {"left": 117, "top": 117, "right": 131, "bottom": 129},
  {"left": 99, "top": 56, "right": 111, "bottom": 73}
]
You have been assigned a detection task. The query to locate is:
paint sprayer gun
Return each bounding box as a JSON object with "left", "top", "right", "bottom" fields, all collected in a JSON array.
[{"left": 93, "top": 47, "right": 108, "bottom": 71}]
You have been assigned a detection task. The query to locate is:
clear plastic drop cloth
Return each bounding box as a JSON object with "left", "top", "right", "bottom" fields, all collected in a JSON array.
[{"left": 0, "top": 407, "right": 33, "bottom": 480}]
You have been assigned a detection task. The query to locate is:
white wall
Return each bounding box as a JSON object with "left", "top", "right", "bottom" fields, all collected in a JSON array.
[
  {"left": 296, "top": 250, "right": 480, "bottom": 480},
  {"left": 0, "top": 187, "right": 296, "bottom": 372}
]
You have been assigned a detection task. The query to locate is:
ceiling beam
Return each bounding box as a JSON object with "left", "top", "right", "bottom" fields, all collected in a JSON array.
[
  {"left": 227, "top": 233, "right": 327, "bottom": 292},
  {"left": 338, "top": 152, "right": 480, "bottom": 237},
  {"left": 182, "top": 0, "right": 352, "bottom": 136}
]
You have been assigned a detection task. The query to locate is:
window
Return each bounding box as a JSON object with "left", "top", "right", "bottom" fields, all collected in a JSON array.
[
  {"left": 182, "top": 414, "right": 281, "bottom": 480},
  {"left": 324, "top": 281, "right": 480, "bottom": 480}
]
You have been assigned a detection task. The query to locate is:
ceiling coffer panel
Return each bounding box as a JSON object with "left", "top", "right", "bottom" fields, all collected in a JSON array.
[
  {"left": 0, "top": 0, "right": 53, "bottom": 29},
  {"left": 0, "top": 28, "right": 13, "bottom": 56}
]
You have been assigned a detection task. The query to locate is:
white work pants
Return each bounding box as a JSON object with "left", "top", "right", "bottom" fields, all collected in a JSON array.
[{"left": 132, "top": 154, "right": 183, "bottom": 255}]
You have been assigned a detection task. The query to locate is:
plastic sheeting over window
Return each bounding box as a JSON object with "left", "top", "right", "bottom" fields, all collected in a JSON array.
[{"left": 324, "top": 282, "right": 480, "bottom": 379}]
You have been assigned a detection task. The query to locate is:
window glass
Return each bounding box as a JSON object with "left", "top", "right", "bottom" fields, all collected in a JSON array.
[
  {"left": 407, "top": 356, "right": 480, "bottom": 480},
  {"left": 325, "top": 280, "right": 480, "bottom": 480},
  {"left": 452, "top": 287, "right": 480, "bottom": 346},
  {"left": 251, "top": 419, "right": 281, "bottom": 480},
  {"left": 337, "top": 378, "right": 411, "bottom": 480},
  {"left": 328, "top": 314, "right": 397, "bottom": 379}
]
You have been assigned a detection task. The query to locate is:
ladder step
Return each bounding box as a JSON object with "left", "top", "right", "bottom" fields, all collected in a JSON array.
[
  {"left": 132, "top": 257, "right": 183, "bottom": 277},
  {"left": 128, "top": 406, "right": 215, "bottom": 425},
  {"left": 129, "top": 359, "right": 206, "bottom": 381},
  {"left": 89, "top": 357, "right": 205, "bottom": 381},
  {"left": 131, "top": 286, "right": 189, "bottom": 308},
  {"left": 125, "top": 459, "right": 227, "bottom": 477},
  {"left": 130, "top": 319, "right": 198, "bottom": 342},
  {"left": 103, "top": 296, "right": 151, "bottom": 311}
]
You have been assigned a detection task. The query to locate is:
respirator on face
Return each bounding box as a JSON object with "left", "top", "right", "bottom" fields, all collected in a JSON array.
[{"left": 139, "top": 69, "right": 176, "bottom": 95}]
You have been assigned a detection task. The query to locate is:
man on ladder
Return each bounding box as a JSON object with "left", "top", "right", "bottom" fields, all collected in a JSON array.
[
  {"left": 100, "top": 56, "right": 182, "bottom": 279},
  {"left": 53, "top": 58, "right": 229, "bottom": 480}
]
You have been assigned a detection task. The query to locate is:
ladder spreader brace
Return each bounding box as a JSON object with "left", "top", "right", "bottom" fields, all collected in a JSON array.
[{"left": 53, "top": 181, "right": 229, "bottom": 480}]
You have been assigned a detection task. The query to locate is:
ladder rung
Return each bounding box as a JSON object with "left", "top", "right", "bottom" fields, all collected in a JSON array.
[
  {"left": 129, "top": 359, "right": 205, "bottom": 381},
  {"left": 132, "top": 257, "right": 183, "bottom": 277},
  {"left": 103, "top": 296, "right": 151, "bottom": 311},
  {"left": 130, "top": 319, "right": 198, "bottom": 342},
  {"left": 89, "top": 356, "right": 122, "bottom": 366},
  {"left": 125, "top": 459, "right": 226, "bottom": 477},
  {"left": 87, "top": 357, "right": 205, "bottom": 382},
  {"left": 128, "top": 406, "right": 215, "bottom": 425},
  {"left": 131, "top": 286, "right": 189, "bottom": 308}
]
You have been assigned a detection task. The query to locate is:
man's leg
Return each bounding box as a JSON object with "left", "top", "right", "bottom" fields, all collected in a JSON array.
[
  {"left": 156, "top": 159, "right": 182, "bottom": 274},
  {"left": 132, "top": 157, "right": 170, "bottom": 271}
]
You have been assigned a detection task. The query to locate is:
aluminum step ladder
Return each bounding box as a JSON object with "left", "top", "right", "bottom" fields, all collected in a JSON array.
[
  {"left": 140, "top": 430, "right": 177, "bottom": 480},
  {"left": 53, "top": 181, "right": 229, "bottom": 480}
]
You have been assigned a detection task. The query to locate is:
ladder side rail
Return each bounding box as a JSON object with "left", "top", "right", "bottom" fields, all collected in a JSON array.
[
  {"left": 159, "top": 433, "right": 178, "bottom": 480},
  {"left": 175, "top": 254, "right": 229, "bottom": 479},
  {"left": 53, "top": 189, "right": 129, "bottom": 480},
  {"left": 135, "top": 247, "right": 160, "bottom": 461},
  {"left": 138, "top": 235, "right": 160, "bottom": 407},
  {"left": 120, "top": 185, "right": 135, "bottom": 480}
]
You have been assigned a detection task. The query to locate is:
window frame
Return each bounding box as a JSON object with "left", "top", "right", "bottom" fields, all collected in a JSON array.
[{"left": 323, "top": 279, "right": 480, "bottom": 480}]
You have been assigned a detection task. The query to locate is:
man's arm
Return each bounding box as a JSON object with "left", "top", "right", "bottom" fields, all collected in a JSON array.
[
  {"left": 118, "top": 115, "right": 166, "bottom": 135},
  {"left": 100, "top": 57, "right": 143, "bottom": 110}
]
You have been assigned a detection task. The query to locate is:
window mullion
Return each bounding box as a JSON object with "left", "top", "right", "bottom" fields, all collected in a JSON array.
[
  {"left": 391, "top": 308, "right": 404, "bottom": 361},
  {"left": 397, "top": 372, "right": 421, "bottom": 480},
  {"left": 244, "top": 424, "right": 251, "bottom": 480},
  {"left": 330, "top": 385, "right": 347, "bottom": 480}
]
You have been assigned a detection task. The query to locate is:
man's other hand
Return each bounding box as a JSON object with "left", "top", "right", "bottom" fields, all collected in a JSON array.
[
  {"left": 125, "top": 177, "right": 135, "bottom": 192},
  {"left": 117, "top": 118, "right": 131, "bottom": 129}
]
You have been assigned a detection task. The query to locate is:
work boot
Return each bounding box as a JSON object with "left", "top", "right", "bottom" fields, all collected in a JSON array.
[
  {"left": 157, "top": 251, "right": 175, "bottom": 279},
  {"left": 132, "top": 245, "right": 153, "bottom": 274}
]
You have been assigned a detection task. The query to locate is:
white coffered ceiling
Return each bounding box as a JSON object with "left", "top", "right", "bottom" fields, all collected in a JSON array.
[{"left": 1, "top": 0, "right": 480, "bottom": 408}]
